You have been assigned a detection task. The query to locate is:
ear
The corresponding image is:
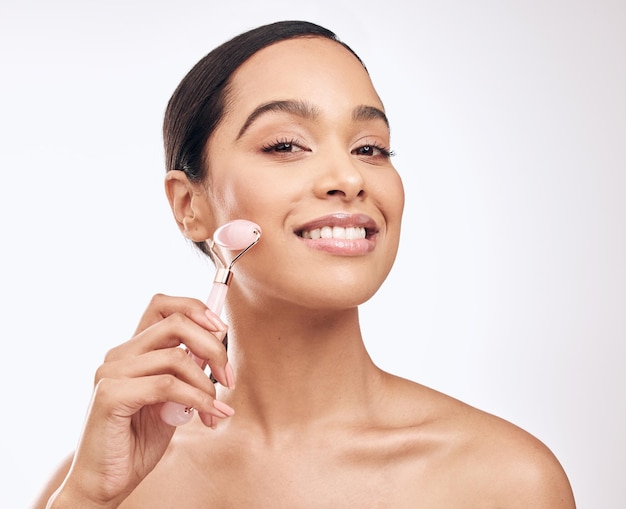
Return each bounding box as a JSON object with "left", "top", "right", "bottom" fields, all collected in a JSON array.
[{"left": 164, "top": 171, "right": 213, "bottom": 242}]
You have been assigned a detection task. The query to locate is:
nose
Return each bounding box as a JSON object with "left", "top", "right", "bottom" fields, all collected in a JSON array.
[{"left": 313, "top": 151, "right": 366, "bottom": 201}]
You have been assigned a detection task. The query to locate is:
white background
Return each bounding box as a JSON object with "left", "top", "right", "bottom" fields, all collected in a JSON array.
[{"left": 1, "top": 1, "right": 624, "bottom": 507}]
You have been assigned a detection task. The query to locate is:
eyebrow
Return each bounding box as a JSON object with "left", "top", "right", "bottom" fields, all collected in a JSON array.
[
  {"left": 237, "top": 100, "right": 318, "bottom": 139},
  {"left": 352, "top": 105, "right": 390, "bottom": 129},
  {"left": 236, "top": 100, "right": 389, "bottom": 140}
]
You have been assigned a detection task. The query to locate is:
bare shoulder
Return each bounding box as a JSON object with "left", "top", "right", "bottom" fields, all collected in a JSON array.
[
  {"left": 383, "top": 374, "right": 576, "bottom": 508},
  {"left": 455, "top": 404, "right": 576, "bottom": 508}
]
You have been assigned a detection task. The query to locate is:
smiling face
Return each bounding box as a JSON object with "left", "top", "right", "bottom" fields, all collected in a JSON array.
[{"left": 197, "top": 36, "right": 404, "bottom": 310}]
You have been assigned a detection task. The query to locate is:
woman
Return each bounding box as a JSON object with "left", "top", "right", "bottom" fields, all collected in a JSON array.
[{"left": 36, "top": 20, "right": 575, "bottom": 508}]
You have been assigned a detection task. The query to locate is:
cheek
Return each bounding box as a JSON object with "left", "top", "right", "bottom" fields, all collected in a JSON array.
[
  {"left": 391, "top": 174, "right": 405, "bottom": 218},
  {"left": 208, "top": 169, "right": 287, "bottom": 229},
  {"left": 378, "top": 171, "right": 405, "bottom": 267},
  {"left": 379, "top": 169, "right": 405, "bottom": 227},
  {"left": 208, "top": 171, "right": 257, "bottom": 218}
]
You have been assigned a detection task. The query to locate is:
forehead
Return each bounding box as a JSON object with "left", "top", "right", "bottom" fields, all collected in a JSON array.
[{"left": 225, "top": 36, "right": 382, "bottom": 116}]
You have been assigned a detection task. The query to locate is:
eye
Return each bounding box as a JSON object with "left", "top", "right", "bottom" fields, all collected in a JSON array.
[
  {"left": 262, "top": 138, "right": 306, "bottom": 153},
  {"left": 352, "top": 142, "right": 394, "bottom": 159}
]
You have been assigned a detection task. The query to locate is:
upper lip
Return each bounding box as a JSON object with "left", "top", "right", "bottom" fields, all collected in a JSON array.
[{"left": 295, "top": 213, "right": 379, "bottom": 237}]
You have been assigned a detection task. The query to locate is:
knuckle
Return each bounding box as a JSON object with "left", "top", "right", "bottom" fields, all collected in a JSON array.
[
  {"left": 93, "top": 377, "right": 118, "bottom": 405},
  {"left": 156, "top": 373, "right": 178, "bottom": 392},
  {"left": 103, "top": 344, "right": 122, "bottom": 363},
  {"left": 149, "top": 293, "right": 167, "bottom": 307},
  {"left": 93, "top": 363, "right": 108, "bottom": 384},
  {"left": 168, "top": 346, "right": 191, "bottom": 364},
  {"left": 165, "top": 311, "right": 187, "bottom": 328},
  {"left": 206, "top": 347, "right": 226, "bottom": 366},
  {"left": 197, "top": 393, "right": 215, "bottom": 410}
]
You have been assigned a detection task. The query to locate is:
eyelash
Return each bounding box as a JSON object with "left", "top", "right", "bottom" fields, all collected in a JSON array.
[
  {"left": 261, "top": 138, "right": 394, "bottom": 159},
  {"left": 262, "top": 137, "right": 303, "bottom": 153},
  {"left": 353, "top": 143, "right": 394, "bottom": 159}
]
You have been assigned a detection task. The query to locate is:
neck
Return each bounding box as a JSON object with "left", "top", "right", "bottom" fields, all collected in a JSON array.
[{"left": 217, "top": 303, "right": 384, "bottom": 436}]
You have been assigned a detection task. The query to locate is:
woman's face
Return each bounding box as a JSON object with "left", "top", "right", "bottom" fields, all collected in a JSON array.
[{"left": 202, "top": 36, "right": 404, "bottom": 310}]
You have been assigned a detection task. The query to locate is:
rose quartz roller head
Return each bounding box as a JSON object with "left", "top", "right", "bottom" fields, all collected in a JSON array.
[{"left": 160, "top": 219, "right": 261, "bottom": 426}]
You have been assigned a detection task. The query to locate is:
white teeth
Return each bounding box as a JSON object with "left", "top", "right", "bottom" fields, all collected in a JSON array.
[{"left": 301, "top": 226, "right": 366, "bottom": 240}]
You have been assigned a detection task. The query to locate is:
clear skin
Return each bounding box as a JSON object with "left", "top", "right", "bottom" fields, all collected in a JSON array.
[{"left": 35, "top": 37, "right": 575, "bottom": 508}]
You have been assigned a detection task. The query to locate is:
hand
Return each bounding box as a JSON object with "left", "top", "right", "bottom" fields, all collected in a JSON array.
[{"left": 50, "top": 294, "right": 234, "bottom": 508}]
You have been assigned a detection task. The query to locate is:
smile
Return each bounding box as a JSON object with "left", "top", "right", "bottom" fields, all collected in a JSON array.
[
  {"left": 301, "top": 226, "right": 367, "bottom": 240},
  {"left": 295, "top": 213, "right": 378, "bottom": 255}
]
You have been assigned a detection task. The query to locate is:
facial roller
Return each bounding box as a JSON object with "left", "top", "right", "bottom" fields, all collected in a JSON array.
[{"left": 160, "top": 219, "right": 261, "bottom": 426}]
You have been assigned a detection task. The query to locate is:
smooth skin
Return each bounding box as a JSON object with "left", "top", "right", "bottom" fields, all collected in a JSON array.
[{"left": 35, "top": 37, "right": 575, "bottom": 508}]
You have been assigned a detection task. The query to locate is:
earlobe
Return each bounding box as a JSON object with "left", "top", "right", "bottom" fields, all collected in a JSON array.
[{"left": 164, "top": 171, "right": 213, "bottom": 242}]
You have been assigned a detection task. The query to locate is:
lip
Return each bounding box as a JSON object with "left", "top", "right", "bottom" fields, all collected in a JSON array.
[{"left": 295, "top": 212, "right": 379, "bottom": 255}]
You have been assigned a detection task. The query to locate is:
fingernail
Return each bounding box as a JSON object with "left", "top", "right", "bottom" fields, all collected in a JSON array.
[
  {"left": 225, "top": 362, "right": 236, "bottom": 389},
  {"left": 205, "top": 309, "right": 226, "bottom": 331},
  {"left": 213, "top": 399, "right": 235, "bottom": 417}
]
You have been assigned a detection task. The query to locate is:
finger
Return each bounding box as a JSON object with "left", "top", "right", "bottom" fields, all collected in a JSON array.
[
  {"left": 96, "top": 347, "right": 218, "bottom": 398},
  {"left": 125, "top": 295, "right": 232, "bottom": 387},
  {"left": 133, "top": 294, "right": 227, "bottom": 336},
  {"left": 105, "top": 312, "right": 231, "bottom": 387},
  {"left": 93, "top": 375, "right": 232, "bottom": 422},
  {"left": 110, "top": 311, "right": 225, "bottom": 357}
]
